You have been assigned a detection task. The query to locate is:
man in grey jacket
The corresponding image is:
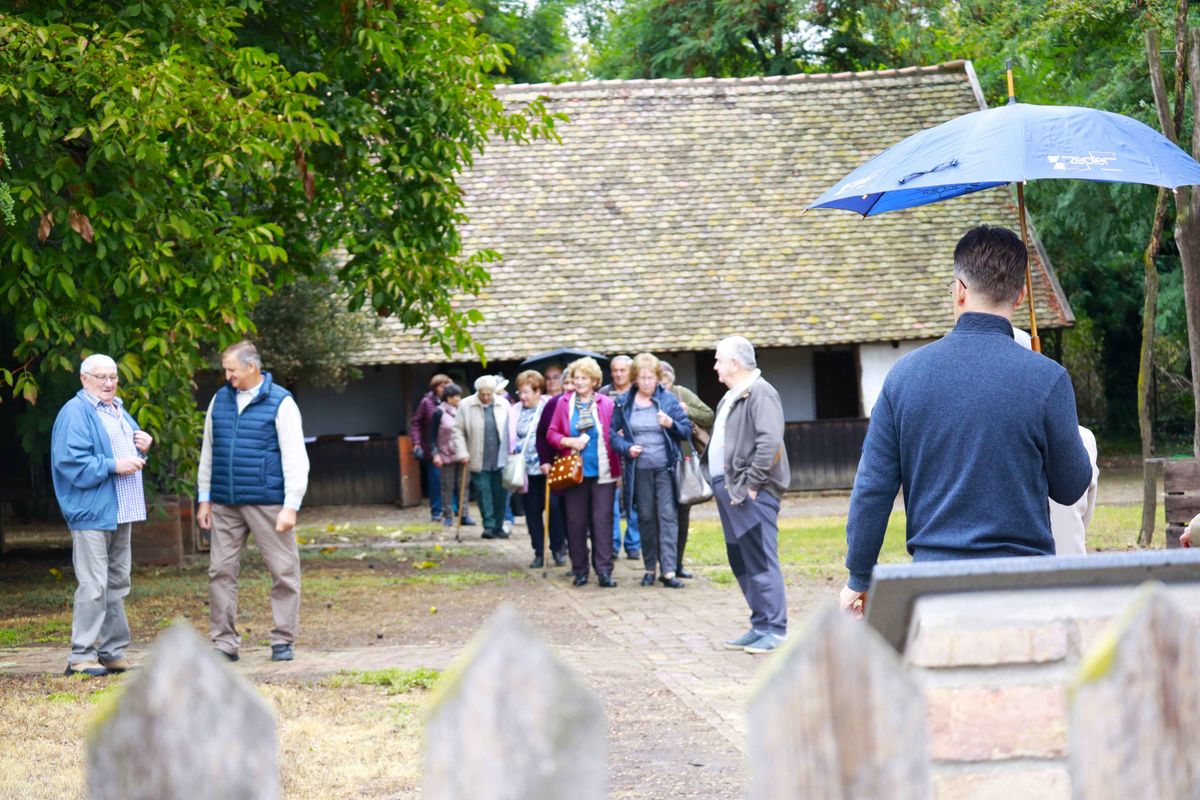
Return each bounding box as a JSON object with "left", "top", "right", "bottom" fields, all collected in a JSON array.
[{"left": 709, "top": 336, "right": 790, "bottom": 654}]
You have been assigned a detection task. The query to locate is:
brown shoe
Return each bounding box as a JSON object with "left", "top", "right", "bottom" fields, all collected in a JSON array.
[
  {"left": 98, "top": 656, "right": 132, "bottom": 673},
  {"left": 64, "top": 661, "right": 110, "bottom": 677}
]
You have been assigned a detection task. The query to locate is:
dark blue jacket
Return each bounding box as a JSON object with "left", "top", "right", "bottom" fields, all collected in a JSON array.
[
  {"left": 51, "top": 390, "right": 143, "bottom": 530},
  {"left": 210, "top": 372, "right": 290, "bottom": 505},
  {"left": 612, "top": 385, "right": 692, "bottom": 512},
  {"left": 845, "top": 313, "right": 1093, "bottom": 592}
]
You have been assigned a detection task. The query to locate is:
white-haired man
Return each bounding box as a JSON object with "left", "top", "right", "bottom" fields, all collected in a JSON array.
[
  {"left": 710, "top": 336, "right": 790, "bottom": 654},
  {"left": 197, "top": 341, "right": 309, "bottom": 663},
  {"left": 453, "top": 375, "right": 513, "bottom": 539},
  {"left": 51, "top": 354, "right": 153, "bottom": 676}
]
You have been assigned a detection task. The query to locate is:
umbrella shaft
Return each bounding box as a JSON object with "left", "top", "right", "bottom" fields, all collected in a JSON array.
[{"left": 1016, "top": 183, "right": 1041, "bottom": 353}]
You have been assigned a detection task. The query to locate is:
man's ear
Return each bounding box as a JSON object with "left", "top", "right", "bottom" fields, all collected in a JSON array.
[{"left": 1012, "top": 284, "right": 1028, "bottom": 310}]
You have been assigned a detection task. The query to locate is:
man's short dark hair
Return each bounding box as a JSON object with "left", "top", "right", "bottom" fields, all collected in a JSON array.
[{"left": 953, "top": 225, "right": 1027, "bottom": 306}]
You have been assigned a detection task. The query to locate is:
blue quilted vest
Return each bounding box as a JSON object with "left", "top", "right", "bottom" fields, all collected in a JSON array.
[{"left": 209, "top": 372, "right": 290, "bottom": 505}]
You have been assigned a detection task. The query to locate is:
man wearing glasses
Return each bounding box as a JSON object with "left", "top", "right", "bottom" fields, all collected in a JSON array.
[
  {"left": 51, "top": 354, "right": 152, "bottom": 677},
  {"left": 197, "top": 341, "right": 309, "bottom": 663},
  {"left": 840, "top": 225, "right": 1094, "bottom": 617}
]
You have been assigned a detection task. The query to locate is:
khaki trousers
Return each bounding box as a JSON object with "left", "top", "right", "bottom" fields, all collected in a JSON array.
[{"left": 208, "top": 503, "right": 300, "bottom": 655}]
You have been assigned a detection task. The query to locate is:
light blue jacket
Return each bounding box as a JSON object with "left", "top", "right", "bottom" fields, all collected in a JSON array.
[{"left": 50, "top": 390, "right": 142, "bottom": 531}]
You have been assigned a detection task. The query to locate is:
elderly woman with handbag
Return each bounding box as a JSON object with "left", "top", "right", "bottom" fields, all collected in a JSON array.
[
  {"left": 617, "top": 353, "right": 692, "bottom": 588},
  {"left": 547, "top": 357, "right": 630, "bottom": 587}
]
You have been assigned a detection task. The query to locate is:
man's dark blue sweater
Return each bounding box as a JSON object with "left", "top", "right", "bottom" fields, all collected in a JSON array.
[{"left": 845, "top": 312, "right": 1093, "bottom": 592}]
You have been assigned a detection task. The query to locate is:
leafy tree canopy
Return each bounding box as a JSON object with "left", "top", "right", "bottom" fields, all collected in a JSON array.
[{"left": 0, "top": 0, "right": 560, "bottom": 490}]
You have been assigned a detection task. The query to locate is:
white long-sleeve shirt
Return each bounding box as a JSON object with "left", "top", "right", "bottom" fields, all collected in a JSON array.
[{"left": 197, "top": 380, "right": 309, "bottom": 510}]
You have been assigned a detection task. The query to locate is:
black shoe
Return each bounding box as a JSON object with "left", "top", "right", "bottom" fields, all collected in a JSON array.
[
  {"left": 271, "top": 644, "right": 294, "bottom": 662},
  {"left": 215, "top": 649, "right": 239, "bottom": 662},
  {"left": 495, "top": 529, "right": 511, "bottom": 539},
  {"left": 641, "top": 572, "right": 656, "bottom": 587},
  {"left": 597, "top": 573, "right": 617, "bottom": 588},
  {"left": 573, "top": 573, "right": 589, "bottom": 587},
  {"left": 626, "top": 549, "right": 641, "bottom": 560},
  {"left": 677, "top": 567, "right": 695, "bottom": 579},
  {"left": 552, "top": 550, "right": 567, "bottom": 567},
  {"left": 461, "top": 516, "right": 477, "bottom": 526},
  {"left": 529, "top": 556, "right": 544, "bottom": 569},
  {"left": 659, "top": 575, "right": 685, "bottom": 589},
  {"left": 481, "top": 529, "right": 498, "bottom": 539}
]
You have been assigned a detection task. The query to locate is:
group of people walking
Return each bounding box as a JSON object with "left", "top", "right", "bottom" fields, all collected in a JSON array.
[{"left": 412, "top": 352, "right": 719, "bottom": 589}]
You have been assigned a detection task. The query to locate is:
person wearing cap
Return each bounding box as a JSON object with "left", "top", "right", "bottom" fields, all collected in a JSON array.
[
  {"left": 51, "top": 353, "right": 153, "bottom": 677},
  {"left": 453, "top": 375, "right": 514, "bottom": 539}
]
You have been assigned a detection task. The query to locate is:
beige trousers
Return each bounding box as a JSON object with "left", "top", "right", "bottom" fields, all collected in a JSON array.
[{"left": 208, "top": 503, "right": 300, "bottom": 655}]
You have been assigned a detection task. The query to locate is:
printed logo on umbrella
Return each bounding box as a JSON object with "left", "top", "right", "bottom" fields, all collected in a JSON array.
[{"left": 1046, "top": 153, "right": 1120, "bottom": 172}]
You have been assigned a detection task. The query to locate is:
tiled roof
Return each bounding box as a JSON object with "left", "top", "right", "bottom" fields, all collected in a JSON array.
[{"left": 358, "top": 61, "right": 1072, "bottom": 365}]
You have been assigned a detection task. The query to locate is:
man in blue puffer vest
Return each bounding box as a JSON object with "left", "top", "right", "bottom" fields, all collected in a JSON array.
[
  {"left": 197, "top": 341, "right": 309, "bottom": 662},
  {"left": 52, "top": 353, "right": 153, "bottom": 677}
]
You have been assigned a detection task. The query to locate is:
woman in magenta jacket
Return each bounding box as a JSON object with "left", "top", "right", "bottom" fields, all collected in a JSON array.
[{"left": 547, "top": 357, "right": 631, "bottom": 587}]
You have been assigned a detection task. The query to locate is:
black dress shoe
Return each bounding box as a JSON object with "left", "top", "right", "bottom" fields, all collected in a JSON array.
[
  {"left": 481, "top": 529, "right": 498, "bottom": 539},
  {"left": 597, "top": 573, "right": 617, "bottom": 588},
  {"left": 677, "top": 567, "right": 694, "bottom": 579},
  {"left": 552, "top": 550, "right": 567, "bottom": 567},
  {"left": 640, "top": 572, "right": 656, "bottom": 587},
  {"left": 659, "top": 575, "right": 685, "bottom": 589},
  {"left": 529, "top": 556, "right": 544, "bottom": 569}
]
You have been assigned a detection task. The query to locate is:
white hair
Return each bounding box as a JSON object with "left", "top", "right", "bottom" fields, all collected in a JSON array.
[
  {"left": 80, "top": 354, "right": 116, "bottom": 375},
  {"left": 716, "top": 336, "right": 757, "bottom": 369},
  {"left": 474, "top": 375, "right": 497, "bottom": 392},
  {"left": 611, "top": 355, "right": 632, "bottom": 367}
]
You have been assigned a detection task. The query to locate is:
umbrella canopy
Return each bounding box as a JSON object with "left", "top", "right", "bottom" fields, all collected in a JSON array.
[
  {"left": 518, "top": 347, "right": 609, "bottom": 371},
  {"left": 807, "top": 102, "right": 1200, "bottom": 216}
]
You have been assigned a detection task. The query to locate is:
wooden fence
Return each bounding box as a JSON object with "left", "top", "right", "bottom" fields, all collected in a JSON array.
[{"left": 85, "top": 583, "right": 1189, "bottom": 798}]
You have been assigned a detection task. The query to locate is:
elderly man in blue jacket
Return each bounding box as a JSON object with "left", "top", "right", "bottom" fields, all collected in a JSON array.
[{"left": 51, "top": 354, "right": 153, "bottom": 677}]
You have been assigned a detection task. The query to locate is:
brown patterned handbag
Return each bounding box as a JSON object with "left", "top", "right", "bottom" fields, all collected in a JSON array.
[{"left": 547, "top": 452, "right": 584, "bottom": 491}]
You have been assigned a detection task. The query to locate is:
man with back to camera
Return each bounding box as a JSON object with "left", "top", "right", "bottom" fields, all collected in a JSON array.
[
  {"left": 840, "top": 225, "right": 1093, "bottom": 616},
  {"left": 197, "top": 341, "right": 309, "bottom": 662}
]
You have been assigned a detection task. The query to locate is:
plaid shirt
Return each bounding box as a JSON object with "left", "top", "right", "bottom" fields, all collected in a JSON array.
[{"left": 88, "top": 393, "right": 146, "bottom": 524}]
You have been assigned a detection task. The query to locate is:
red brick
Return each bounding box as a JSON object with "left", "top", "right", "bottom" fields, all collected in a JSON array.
[{"left": 927, "top": 685, "right": 1067, "bottom": 761}]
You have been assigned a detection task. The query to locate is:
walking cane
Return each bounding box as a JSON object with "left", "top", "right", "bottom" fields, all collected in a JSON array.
[
  {"left": 455, "top": 462, "right": 470, "bottom": 543},
  {"left": 543, "top": 478, "right": 552, "bottom": 579}
]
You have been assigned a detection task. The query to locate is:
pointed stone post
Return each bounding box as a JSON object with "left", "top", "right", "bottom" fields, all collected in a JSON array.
[
  {"left": 1070, "top": 582, "right": 1200, "bottom": 799},
  {"left": 87, "top": 622, "right": 279, "bottom": 800},
  {"left": 423, "top": 605, "right": 605, "bottom": 800},
  {"left": 747, "top": 603, "right": 933, "bottom": 799}
]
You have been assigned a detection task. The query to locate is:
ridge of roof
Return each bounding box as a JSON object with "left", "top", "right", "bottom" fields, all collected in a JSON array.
[{"left": 495, "top": 60, "right": 970, "bottom": 94}]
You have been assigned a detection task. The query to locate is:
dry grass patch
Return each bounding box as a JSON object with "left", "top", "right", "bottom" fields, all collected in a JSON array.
[{"left": 0, "top": 672, "right": 426, "bottom": 800}]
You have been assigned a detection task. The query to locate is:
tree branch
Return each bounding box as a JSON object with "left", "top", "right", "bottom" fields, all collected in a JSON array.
[{"left": 1147, "top": 29, "right": 1175, "bottom": 142}]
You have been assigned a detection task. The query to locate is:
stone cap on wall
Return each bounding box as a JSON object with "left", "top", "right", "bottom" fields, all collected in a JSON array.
[{"left": 865, "top": 549, "right": 1200, "bottom": 653}]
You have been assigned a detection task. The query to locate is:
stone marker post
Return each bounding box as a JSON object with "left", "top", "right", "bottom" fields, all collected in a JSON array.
[
  {"left": 747, "top": 603, "right": 933, "bottom": 799},
  {"left": 423, "top": 605, "right": 605, "bottom": 800},
  {"left": 87, "top": 622, "right": 280, "bottom": 800}
]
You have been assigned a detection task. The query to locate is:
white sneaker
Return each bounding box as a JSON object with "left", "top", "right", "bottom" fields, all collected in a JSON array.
[{"left": 502, "top": 520, "right": 514, "bottom": 535}]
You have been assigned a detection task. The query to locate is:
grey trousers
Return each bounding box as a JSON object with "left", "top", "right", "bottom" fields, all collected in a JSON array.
[
  {"left": 633, "top": 466, "right": 679, "bottom": 575},
  {"left": 69, "top": 524, "right": 132, "bottom": 665},
  {"left": 209, "top": 503, "right": 300, "bottom": 655},
  {"left": 713, "top": 477, "right": 787, "bottom": 636}
]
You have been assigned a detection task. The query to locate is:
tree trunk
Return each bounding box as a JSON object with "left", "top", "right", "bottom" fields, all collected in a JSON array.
[
  {"left": 1182, "top": 27, "right": 1200, "bottom": 459},
  {"left": 1139, "top": 189, "right": 1167, "bottom": 547}
]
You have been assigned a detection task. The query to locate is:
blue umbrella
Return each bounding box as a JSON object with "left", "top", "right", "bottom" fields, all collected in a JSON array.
[
  {"left": 806, "top": 74, "right": 1200, "bottom": 349},
  {"left": 807, "top": 102, "right": 1200, "bottom": 216}
]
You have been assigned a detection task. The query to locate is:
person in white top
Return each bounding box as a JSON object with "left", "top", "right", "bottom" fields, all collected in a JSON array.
[{"left": 197, "top": 341, "right": 309, "bottom": 663}]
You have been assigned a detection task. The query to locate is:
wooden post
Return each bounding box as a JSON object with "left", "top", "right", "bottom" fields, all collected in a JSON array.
[
  {"left": 747, "top": 603, "right": 932, "bottom": 799},
  {"left": 87, "top": 622, "right": 280, "bottom": 800},
  {"left": 1069, "top": 582, "right": 1200, "bottom": 799},
  {"left": 423, "top": 605, "right": 605, "bottom": 800}
]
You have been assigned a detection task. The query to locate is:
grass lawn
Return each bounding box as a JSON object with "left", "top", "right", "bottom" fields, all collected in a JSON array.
[{"left": 684, "top": 504, "right": 1146, "bottom": 582}]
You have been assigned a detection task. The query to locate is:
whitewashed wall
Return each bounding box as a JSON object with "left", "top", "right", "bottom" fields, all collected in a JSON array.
[{"left": 859, "top": 340, "right": 933, "bottom": 416}]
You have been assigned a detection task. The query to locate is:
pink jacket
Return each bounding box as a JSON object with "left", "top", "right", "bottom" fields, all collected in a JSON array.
[
  {"left": 434, "top": 402, "right": 463, "bottom": 462},
  {"left": 546, "top": 391, "right": 623, "bottom": 479}
]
